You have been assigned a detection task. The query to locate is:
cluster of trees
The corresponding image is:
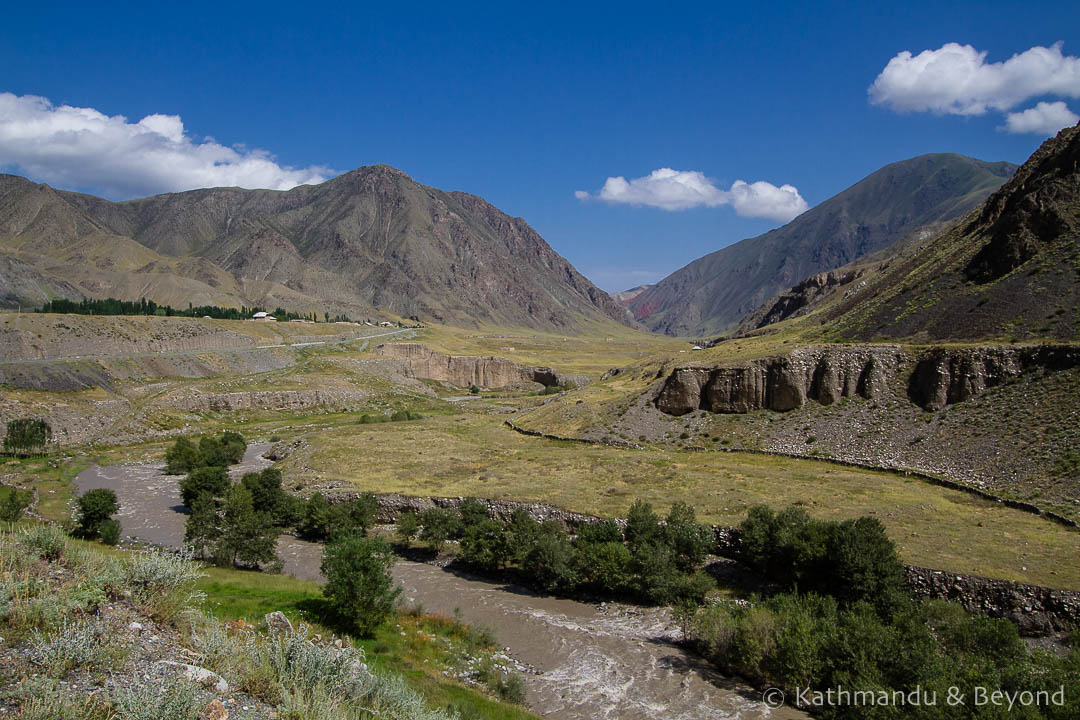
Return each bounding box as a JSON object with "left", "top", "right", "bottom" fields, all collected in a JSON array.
[
  {"left": 37, "top": 297, "right": 322, "bottom": 322},
  {"left": 680, "top": 505, "right": 1080, "bottom": 718},
  {"left": 396, "top": 498, "right": 716, "bottom": 605},
  {"left": 296, "top": 492, "right": 379, "bottom": 541},
  {"left": 167, "top": 432, "right": 283, "bottom": 569},
  {"left": 2, "top": 418, "right": 53, "bottom": 456}
]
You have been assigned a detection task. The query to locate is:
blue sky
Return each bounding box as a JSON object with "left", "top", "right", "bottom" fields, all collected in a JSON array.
[{"left": 2, "top": 1, "right": 1078, "bottom": 291}]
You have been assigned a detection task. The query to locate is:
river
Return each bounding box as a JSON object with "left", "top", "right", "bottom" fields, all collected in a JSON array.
[{"left": 75, "top": 444, "right": 803, "bottom": 720}]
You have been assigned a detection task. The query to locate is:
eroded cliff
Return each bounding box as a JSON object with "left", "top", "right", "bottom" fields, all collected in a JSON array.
[{"left": 375, "top": 342, "right": 586, "bottom": 389}]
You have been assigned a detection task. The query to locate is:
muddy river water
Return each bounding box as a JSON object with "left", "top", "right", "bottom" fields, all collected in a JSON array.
[{"left": 75, "top": 444, "right": 803, "bottom": 720}]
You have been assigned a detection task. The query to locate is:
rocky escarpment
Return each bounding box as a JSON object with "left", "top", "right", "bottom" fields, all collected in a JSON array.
[
  {"left": 908, "top": 344, "right": 1080, "bottom": 410},
  {"left": 376, "top": 342, "right": 586, "bottom": 389},
  {"left": 656, "top": 343, "right": 1080, "bottom": 415},
  {"left": 656, "top": 345, "right": 904, "bottom": 415},
  {"left": 740, "top": 269, "right": 862, "bottom": 331}
]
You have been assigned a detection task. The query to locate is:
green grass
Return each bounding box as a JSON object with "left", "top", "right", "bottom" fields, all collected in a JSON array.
[{"left": 281, "top": 412, "right": 1080, "bottom": 590}]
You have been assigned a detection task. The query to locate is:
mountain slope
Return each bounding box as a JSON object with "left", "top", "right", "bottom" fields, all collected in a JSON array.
[
  {"left": 0, "top": 167, "right": 632, "bottom": 331},
  {"left": 792, "top": 122, "right": 1080, "bottom": 343},
  {"left": 628, "top": 154, "right": 1017, "bottom": 337}
]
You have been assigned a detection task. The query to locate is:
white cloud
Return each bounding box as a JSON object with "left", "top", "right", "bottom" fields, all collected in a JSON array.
[
  {"left": 575, "top": 168, "right": 808, "bottom": 222},
  {"left": 1001, "top": 101, "right": 1079, "bottom": 135},
  {"left": 0, "top": 92, "right": 335, "bottom": 198},
  {"left": 869, "top": 42, "right": 1080, "bottom": 116}
]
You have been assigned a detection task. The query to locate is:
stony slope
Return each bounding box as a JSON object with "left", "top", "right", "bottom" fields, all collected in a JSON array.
[
  {"left": 0, "top": 167, "right": 632, "bottom": 332},
  {"left": 628, "top": 154, "right": 1017, "bottom": 337}
]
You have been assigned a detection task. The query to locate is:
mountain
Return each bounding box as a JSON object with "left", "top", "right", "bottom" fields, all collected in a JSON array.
[
  {"left": 756, "top": 121, "right": 1080, "bottom": 343},
  {"left": 627, "top": 154, "right": 1018, "bottom": 337},
  {"left": 0, "top": 166, "right": 632, "bottom": 331},
  {"left": 609, "top": 285, "right": 653, "bottom": 304}
]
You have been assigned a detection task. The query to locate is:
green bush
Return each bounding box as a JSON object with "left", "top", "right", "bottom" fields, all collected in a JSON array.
[
  {"left": 215, "top": 484, "right": 281, "bottom": 569},
  {"left": 395, "top": 510, "right": 420, "bottom": 545},
  {"left": 460, "top": 519, "right": 509, "bottom": 571},
  {"left": 17, "top": 524, "right": 67, "bottom": 561},
  {"left": 0, "top": 487, "right": 30, "bottom": 522},
  {"left": 179, "top": 465, "right": 229, "bottom": 507},
  {"left": 321, "top": 535, "right": 401, "bottom": 637},
  {"left": 663, "top": 501, "right": 713, "bottom": 571},
  {"left": 164, "top": 437, "right": 199, "bottom": 474},
  {"left": 575, "top": 540, "right": 633, "bottom": 594},
  {"left": 624, "top": 499, "right": 662, "bottom": 550},
  {"left": 98, "top": 519, "right": 121, "bottom": 546},
  {"left": 420, "top": 507, "right": 462, "bottom": 553},
  {"left": 75, "top": 488, "right": 118, "bottom": 539},
  {"left": 458, "top": 497, "right": 489, "bottom": 528},
  {"left": 298, "top": 493, "right": 333, "bottom": 540},
  {"left": 526, "top": 524, "right": 578, "bottom": 593}
]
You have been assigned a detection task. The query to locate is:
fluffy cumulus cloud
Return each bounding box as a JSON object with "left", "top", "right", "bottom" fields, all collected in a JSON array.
[
  {"left": 0, "top": 92, "right": 334, "bottom": 198},
  {"left": 868, "top": 42, "right": 1080, "bottom": 137},
  {"left": 1002, "top": 101, "right": 1080, "bottom": 135},
  {"left": 869, "top": 42, "right": 1080, "bottom": 116},
  {"left": 575, "top": 168, "right": 808, "bottom": 222}
]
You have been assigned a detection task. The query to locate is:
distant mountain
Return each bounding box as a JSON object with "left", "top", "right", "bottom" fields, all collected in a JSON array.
[
  {"left": 775, "top": 121, "right": 1080, "bottom": 343},
  {"left": 0, "top": 167, "right": 632, "bottom": 331},
  {"left": 609, "top": 285, "right": 654, "bottom": 304},
  {"left": 627, "top": 154, "right": 1018, "bottom": 337}
]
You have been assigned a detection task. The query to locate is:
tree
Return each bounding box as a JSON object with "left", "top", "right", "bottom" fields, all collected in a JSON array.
[
  {"left": 99, "top": 518, "right": 121, "bottom": 545},
  {"left": 624, "top": 499, "right": 661, "bottom": 551},
  {"left": 663, "top": 502, "right": 713, "bottom": 571},
  {"left": 505, "top": 508, "right": 541, "bottom": 565},
  {"left": 217, "top": 484, "right": 281, "bottom": 569},
  {"left": 185, "top": 492, "right": 222, "bottom": 559},
  {"left": 164, "top": 437, "right": 199, "bottom": 474},
  {"left": 75, "top": 488, "right": 119, "bottom": 539},
  {"left": 460, "top": 519, "right": 509, "bottom": 571},
  {"left": 321, "top": 535, "right": 401, "bottom": 636},
  {"left": 396, "top": 511, "right": 420, "bottom": 545},
  {"left": 3, "top": 418, "right": 52, "bottom": 456},
  {"left": 420, "top": 507, "right": 461, "bottom": 553},
  {"left": 179, "top": 465, "right": 229, "bottom": 507},
  {"left": 0, "top": 490, "right": 28, "bottom": 522},
  {"left": 526, "top": 524, "right": 579, "bottom": 593},
  {"left": 298, "top": 493, "right": 333, "bottom": 540},
  {"left": 241, "top": 468, "right": 285, "bottom": 516},
  {"left": 825, "top": 516, "right": 907, "bottom": 612},
  {"left": 219, "top": 431, "right": 247, "bottom": 464},
  {"left": 575, "top": 540, "right": 633, "bottom": 594},
  {"left": 458, "top": 497, "right": 489, "bottom": 529}
]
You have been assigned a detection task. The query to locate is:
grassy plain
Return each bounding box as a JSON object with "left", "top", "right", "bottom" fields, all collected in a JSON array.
[{"left": 280, "top": 411, "right": 1080, "bottom": 590}]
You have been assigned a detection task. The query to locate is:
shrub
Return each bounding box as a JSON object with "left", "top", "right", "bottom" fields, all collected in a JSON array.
[
  {"left": 164, "top": 437, "right": 199, "bottom": 474},
  {"left": 298, "top": 493, "right": 333, "bottom": 540},
  {"left": 460, "top": 519, "right": 509, "bottom": 571},
  {"left": 17, "top": 524, "right": 67, "bottom": 562},
  {"left": 98, "top": 518, "right": 121, "bottom": 546},
  {"left": 30, "top": 618, "right": 107, "bottom": 676},
  {"left": 0, "top": 488, "right": 29, "bottom": 521},
  {"left": 184, "top": 492, "right": 222, "bottom": 559},
  {"left": 663, "top": 501, "right": 713, "bottom": 571},
  {"left": 505, "top": 508, "right": 541, "bottom": 565},
  {"left": 624, "top": 499, "right": 661, "bottom": 550},
  {"left": 576, "top": 519, "right": 623, "bottom": 545},
  {"left": 575, "top": 540, "right": 633, "bottom": 594},
  {"left": 113, "top": 679, "right": 203, "bottom": 720},
  {"left": 419, "top": 507, "right": 461, "bottom": 553},
  {"left": 216, "top": 483, "right": 281, "bottom": 569},
  {"left": 395, "top": 511, "right": 420, "bottom": 545},
  {"left": 122, "top": 548, "right": 206, "bottom": 622},
  {"left": 321, "top": 535, "right": 401, "bottom": 636},
  {"left": 458, "top": 497, "right": 489, "bottom": 528},
  {"left": 391, "top": 409, "right": 410, "bottom": 422},
  {"left": 527, "top": 524, "right": 578, "bottom": 593},
  {"left": 75, "top": 488, "right": 118, "bottom": 539},
  {"left": 179, "top": 465, "right": 229, "bottom": 507},
  {"left": 469, "top": 384, "right": 480, "bottom": 394}
]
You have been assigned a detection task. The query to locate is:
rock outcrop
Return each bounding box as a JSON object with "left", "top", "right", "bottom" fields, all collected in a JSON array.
[
  {"left": 655, "top": 344, "right": 1080, "bottom": 415},
  {"left": 655, "top": 345, "right": 902, "bottom": 415},
  {"left": 908, "top": 345, "right": 1080, "bottom": 410},
  {"left": 375, "top": 343, "right": 585, "bottom": 389}
]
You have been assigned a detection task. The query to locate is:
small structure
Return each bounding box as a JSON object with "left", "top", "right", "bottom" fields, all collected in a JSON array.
[
  {"left": 691, "top": 345, "right": 703, "bottom": 351},
  {"left": 252, "top": 311, "right": 276, "bottom": 321},
  {"left": 379, "top": 321, "right": 394, "bottom": 327}
]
